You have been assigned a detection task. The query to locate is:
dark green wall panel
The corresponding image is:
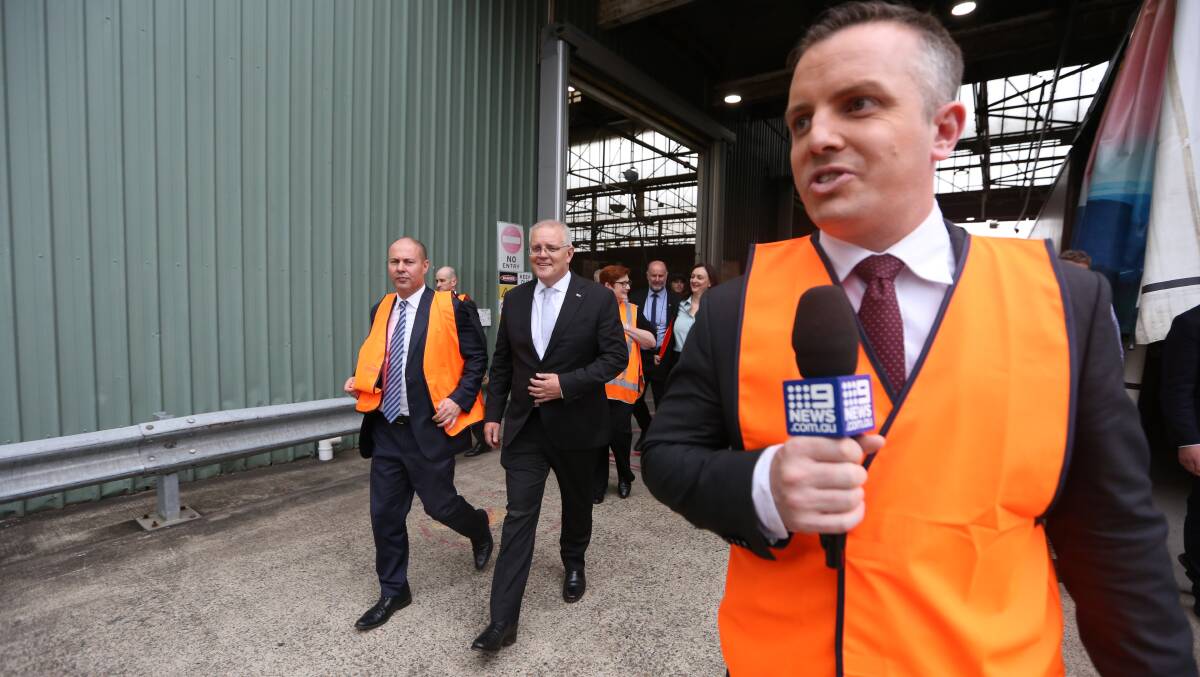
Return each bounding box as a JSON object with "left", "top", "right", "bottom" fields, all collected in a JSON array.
[{"left": 0, "top": 0, "right": 540, "bottom": 515}]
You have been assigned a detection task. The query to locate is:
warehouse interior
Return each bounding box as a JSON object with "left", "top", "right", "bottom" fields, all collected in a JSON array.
[{"left": 554, "top": 0, "right": 1140, "bottom": 278}]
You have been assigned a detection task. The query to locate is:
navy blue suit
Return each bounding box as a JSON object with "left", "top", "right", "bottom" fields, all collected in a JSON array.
[
  {"left": 358, "top": 287, "right": 489, "bottom": 596},
  {"left": 1163, "top": 304, "right": 1200, "bottom": 574}
]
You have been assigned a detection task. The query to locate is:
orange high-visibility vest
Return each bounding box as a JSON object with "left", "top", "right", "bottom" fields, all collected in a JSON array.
[
  {"left": 726, "top": 234, "right": 1071, "bottom": 676},
  {"left": 606, "top": 301, "right": 644, "bottom": 404},
  {"left": 351, "top": 291, "right": 484, "bottom": 437}
]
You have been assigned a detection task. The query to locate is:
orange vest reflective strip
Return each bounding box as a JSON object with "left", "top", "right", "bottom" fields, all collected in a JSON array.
[
  {"left": 727, "top": 234, "right": 1071, "bottom": 676},
  {"left": 606, "top": 301, "right": 644, "bottom": 403},
  {"left": 352, "top": 291, "right": 484, "bottom": 437}
]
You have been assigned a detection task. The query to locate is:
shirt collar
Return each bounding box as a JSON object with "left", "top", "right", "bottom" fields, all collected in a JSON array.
[
  {"left": 536, "top": 272, "right": 572, "bottom": 296},
  {"left": 819, "top": 203, "right": 954, "bottom": 286},
  {"left": 394, "top": 286, "right": 426, "bottom": 309}
]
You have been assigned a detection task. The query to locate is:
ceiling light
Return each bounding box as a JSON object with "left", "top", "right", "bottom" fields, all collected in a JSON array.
[
  {"left": 951, "top": 2, "right": 976, "bottom": 16},
  {"left": 966, "top": 217, "right": 976, "bottom": 221},
  {"left": 567, "top": 85, "right": 576, "bottom": 92},
  {"left": 723, "top": 93, "right": 743, "bottom": 104}
]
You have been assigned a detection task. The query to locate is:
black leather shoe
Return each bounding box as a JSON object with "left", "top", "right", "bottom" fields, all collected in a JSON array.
[
  {"left": 471, "top": 620, "right": 518, "bottom": 651},
  {"left": 472, "top": 510, "right": 494, "bottom": 571},
  {"left": 464, "top": 445, "right": 489, "bottom": 458},
  {"left": 563, "top": 568, "right": 586, "bottom": 603},
  {"left": 592, "top": 491, "right": 605, "bottom": 504},
  {"left": 617, "top": 480, "right": 632, "bottom": 498},
  {"left": 354, "top": 588, "right": 411, "bottom": 630}
]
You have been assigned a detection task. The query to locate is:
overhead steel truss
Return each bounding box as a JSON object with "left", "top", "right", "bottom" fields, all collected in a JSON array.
[
  {"left": 935, "top": 61, "right": 1108, "bottom": 222},
  {"left": 565, "top": 112, "right": 699, "bottom": 252}
]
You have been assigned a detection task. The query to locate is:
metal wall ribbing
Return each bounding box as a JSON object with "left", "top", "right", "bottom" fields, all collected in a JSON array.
[
  {"left": 723, "top": 116, "right": 791, "bottom": 269},
  {"left": 0, "top": 0, "right": 540, "bottom": 514}
]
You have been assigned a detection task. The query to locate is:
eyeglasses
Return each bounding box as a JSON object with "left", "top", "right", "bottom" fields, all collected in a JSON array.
[
  {"left": 615, "top": 280, "right": 632, "bottom": 287},
  {"left": 530, "top": 244, "right": 570, "bottom": 255}
]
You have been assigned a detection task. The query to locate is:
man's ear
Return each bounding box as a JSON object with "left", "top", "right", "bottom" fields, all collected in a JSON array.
[{"left": 931, "top": 100, "right": 967, "bottom": 162}]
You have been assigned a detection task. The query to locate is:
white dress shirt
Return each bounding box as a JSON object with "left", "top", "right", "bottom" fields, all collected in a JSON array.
[
  {"left": 383, "top": 286, "right": 424, "bottom": 417},
  {"left": 643, "top": 286, "right": 669, "bottom": 347},
  {"left": 531, "top": 273, "right": 571, "bottom": 359},
  {"left": 753, "top": 205, "right": 957, "bottom": 539}
]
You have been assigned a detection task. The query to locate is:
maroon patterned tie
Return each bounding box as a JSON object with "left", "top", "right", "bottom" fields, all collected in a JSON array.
[{"left": 853, "top": 254, "right": 906, "bottom": 390}]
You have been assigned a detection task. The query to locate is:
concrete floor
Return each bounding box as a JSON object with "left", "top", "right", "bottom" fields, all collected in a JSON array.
[{"left": 2, "top": 446, "right": 1198, "bottom": 676}]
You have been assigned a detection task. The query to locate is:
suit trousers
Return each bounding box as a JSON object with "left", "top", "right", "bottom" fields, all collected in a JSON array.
[
  {"left": 1187, "top": 475, "right": 1200, "bottom": 565},
  {"left": 489, "top": 409, "right": 597, "bottom": 623},
  {"left": 370, "top": 419, "right": 485, "bottom": 597},
  {"left": 595, "top": 400, "right": 635, "bottom": 493},
  {"left": 631, "top": 352, "right": 667, "bottom": 435}
]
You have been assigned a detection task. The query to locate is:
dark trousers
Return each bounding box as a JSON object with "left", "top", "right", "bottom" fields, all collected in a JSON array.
[
  {"left": 631, "top": 350, "right": 674, "bottom": 435},
  {"left": 489, "top": 410, "right": 596, "bottom": 623},
  {"left": 370, "top": 420, "right": 485, "bottom": 596},
  {"left": 468, "top": 420, "right": 487, "bottom": 449},
  {"left": 594, "top": 400, "right": 635, "bottom": 493},
  {"left": 1187, "top": 476, "right": 1200, "bottom": 569}
]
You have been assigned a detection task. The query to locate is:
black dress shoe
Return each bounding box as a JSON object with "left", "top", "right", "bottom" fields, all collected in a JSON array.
[
  {"left": 617, "top": 480, "right": 632, "bottom": 498},
  {"left": 354, "top": 588, "right": 412, "bottom": 630},
  {"left": 563, "top": 568, "right": 586, "bottom": 603},
  {"left": 471, "top": 620, "right": 518, "bottom": 651},
  {"left": 464, "top": 445, "right": 489, "bottom": 458},
  {"left": 592, "top": 490, "right": 605, "bottom": 504},
  {"left": 472, "top": 511, "right": 494, "bottom": 571}
]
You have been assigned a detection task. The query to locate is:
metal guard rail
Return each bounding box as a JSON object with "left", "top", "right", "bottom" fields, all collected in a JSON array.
[{"left": 0, "top": 398, "right": 361, "bottom": 505}]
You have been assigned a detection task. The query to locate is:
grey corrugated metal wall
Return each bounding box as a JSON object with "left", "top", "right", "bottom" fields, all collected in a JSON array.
[{"left": 0, "top": 0, "right": 540, "bottom": 515}]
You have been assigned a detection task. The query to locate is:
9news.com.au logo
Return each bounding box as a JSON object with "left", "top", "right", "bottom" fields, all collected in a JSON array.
[{"left": 783, "top": 374, "right": 874, "bottom": 437}]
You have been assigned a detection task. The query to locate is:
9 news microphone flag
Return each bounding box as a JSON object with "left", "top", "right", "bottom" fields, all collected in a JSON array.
[{"left": 787, "top": 285, "right": 875, "bottom": 568}]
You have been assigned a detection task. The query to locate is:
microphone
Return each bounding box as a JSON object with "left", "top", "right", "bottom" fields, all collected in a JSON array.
[{"left": 787, "top": 285, "right": 875, "bottom": 568}]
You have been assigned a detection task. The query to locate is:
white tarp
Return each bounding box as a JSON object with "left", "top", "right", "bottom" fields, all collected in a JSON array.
[{"left": 1136, "top": 0, "right": 1200, "bottom": 343}]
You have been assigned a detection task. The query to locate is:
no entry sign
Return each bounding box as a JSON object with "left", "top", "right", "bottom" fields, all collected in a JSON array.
[{"left": 497, "top": 222, "right": 524, "bottom": 273}]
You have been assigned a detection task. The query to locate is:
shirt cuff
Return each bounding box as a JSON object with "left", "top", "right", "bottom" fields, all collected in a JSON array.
[{"left": 753, "top": 444, "right": 789, "bottom": 541}]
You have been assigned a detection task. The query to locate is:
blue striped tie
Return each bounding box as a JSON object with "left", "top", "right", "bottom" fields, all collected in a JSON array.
[{"left": 380, "top": 303, "right": 407, "bottom": 423}]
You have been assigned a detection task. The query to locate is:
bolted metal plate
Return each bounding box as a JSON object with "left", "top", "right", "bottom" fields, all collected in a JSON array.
[{"left": 134, "top": 505, "right": 202, "bottom": 532}]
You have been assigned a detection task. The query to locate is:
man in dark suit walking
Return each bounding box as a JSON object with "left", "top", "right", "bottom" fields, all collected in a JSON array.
[
  {"left": 1162, "top": 303, "right": 1200, "bottom": 617},
  {"left": 343, "top": 237, "right": 493, "bottom": 631},
  {"left": 470, "top": 220, "right": 627, "bottom": 651},
  {"left": 628, "top": 260, "right": 681, "bottom": 448},
  {"left": 641, "top": 3, "right": 1192, "bottom": 674}
]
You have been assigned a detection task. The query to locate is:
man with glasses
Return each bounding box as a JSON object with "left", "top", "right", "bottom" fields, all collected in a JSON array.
[{"left": 471, "top": 220, "right": 627, "bottom": 652}]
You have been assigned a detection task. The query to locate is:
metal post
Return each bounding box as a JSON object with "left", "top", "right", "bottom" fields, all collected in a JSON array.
[
  {"left": 156, "top": 473, "right": 181, "bottom": 522},
  {"left": 135, "top": 412, "right": 201, "bottom": 531},
  {"left": 537, "top": 37, "right": 569, "bottom": 221}
]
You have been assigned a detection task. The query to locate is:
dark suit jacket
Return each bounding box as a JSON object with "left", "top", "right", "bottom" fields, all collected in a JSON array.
[
  {"left": 628, "top": 286, "right": 681, "bottom": 366},
  {"left": 359, "top": 287, "right": 488, "bottom": 460},
  {"left": 642, "top": 225, "right": 1196, "bottom": 674},
  {"left": 486, "top": 273, "right": 628, "bottom": 450},
  {"left": 1162, "top": 304, "right": 1200, "bottom": 447}
]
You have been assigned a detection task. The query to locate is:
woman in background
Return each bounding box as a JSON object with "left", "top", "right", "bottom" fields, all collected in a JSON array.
[
  {"left": 595, "top": 265, "right": 655, "bottom": 502},
  {"left": 657, "top": 263, "right": 718, "bottom": 397}
]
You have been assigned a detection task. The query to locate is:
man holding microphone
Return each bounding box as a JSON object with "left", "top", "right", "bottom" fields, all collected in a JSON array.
[{"left": 641, "top": 2, "right": 1194, "bottom": 675}]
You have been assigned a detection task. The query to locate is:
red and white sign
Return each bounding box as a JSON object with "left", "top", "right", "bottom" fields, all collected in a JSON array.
[{"left": 496, "top": 222, "right": 524, "bottom": 273}]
